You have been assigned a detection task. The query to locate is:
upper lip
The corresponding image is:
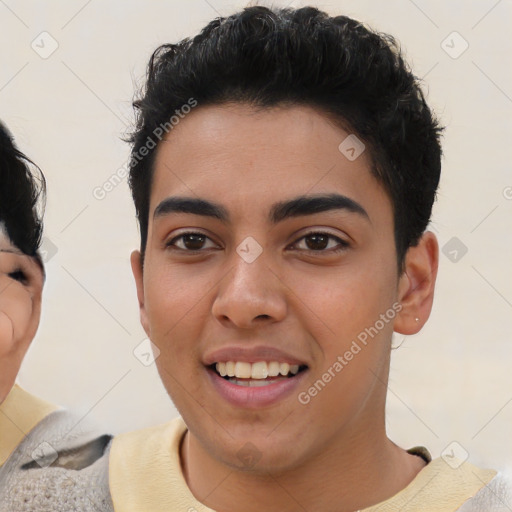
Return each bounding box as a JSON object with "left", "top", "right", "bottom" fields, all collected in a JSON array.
[{"left": 203, "top": 345, "right": 308, "bottom": 366}]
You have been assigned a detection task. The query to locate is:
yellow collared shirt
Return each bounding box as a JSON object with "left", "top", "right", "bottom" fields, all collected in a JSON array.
[
  {"left": 110, "top": 417, "right": 496, "bottom": 512},
  {"left": 0, "top": 384, "right": 58, "bottom": 467}
]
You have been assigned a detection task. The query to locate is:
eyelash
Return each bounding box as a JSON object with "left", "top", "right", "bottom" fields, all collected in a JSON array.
[
  {"left": 166, "top": 231, "right": 349, "bottom": 255},
  {"left": 8, "top": 269, "right": 28, "bottom": 284}
]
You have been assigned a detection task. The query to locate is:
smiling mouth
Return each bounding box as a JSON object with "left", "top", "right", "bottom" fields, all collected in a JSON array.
[{"left": 210, "top": 361, "right": 308, "bottom": 387}]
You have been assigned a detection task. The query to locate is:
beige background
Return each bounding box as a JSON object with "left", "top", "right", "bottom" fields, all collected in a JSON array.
[{"left": 1, "top": 0, "right": 511, "bottom": 469}]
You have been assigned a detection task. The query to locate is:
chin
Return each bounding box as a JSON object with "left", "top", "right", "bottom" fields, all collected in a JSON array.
[{"left": 211, "top": 432, "right": 307, "bottom": 476}]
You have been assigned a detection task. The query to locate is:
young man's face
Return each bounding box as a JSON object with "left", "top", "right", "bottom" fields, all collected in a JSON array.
[
  {"left": 0, "top": 227, "right": 43, "bottom": 402},
  {"left": 132, "top": 104, "right": 436, "bottom": 473}
]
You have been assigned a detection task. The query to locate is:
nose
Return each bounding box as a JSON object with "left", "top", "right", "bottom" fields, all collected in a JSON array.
[{"left": 211, "top": 252, "right": 287, "bottom": 329}]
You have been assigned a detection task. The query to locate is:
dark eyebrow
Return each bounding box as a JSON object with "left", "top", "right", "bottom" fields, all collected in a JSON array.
[
  {"left": 154, "top": 197, "right": 229, "bottom": 222},
  {"left": 153, "top": 193, "right": 369, "bottom": 224},
  {"left": 0, "top": 248, "right": 25, "bottom": 256},
  {"left": 269, "top": 193, "right": 369, "bottom": 223}
]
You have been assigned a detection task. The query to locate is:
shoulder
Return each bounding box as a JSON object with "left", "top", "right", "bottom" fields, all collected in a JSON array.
[
  {"left": 0, "top": 408, "right": 114, "bottom": 512},
  {"left": 0, "top": 385, "right": 58, "bottom": 467},
  {"left": 110, "top": 417, "right": 185, "bottom": 479},
  {"left": 109, "top": 417, "right": 188, "bottom": 511},
  {"left": 112, "top": 416, "right": 185, "bottom": 452}
]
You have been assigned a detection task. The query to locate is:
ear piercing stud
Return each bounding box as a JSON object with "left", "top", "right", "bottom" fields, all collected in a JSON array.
[{"left": 415, "top": 317, "right": 420, "bottom": 322}]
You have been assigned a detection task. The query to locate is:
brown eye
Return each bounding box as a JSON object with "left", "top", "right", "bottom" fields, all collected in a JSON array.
[
  {"left": 166, "top": 232, "right": 217, "bottom": 252},
  {"left": 292, "top": 232, "right": 350, "bottom": 254},
  {"left": 182, "top": 234, "right": 206, "bottom": 250},
  {"left": 304, "top": 233, "right": 330, "bottom": 250}
]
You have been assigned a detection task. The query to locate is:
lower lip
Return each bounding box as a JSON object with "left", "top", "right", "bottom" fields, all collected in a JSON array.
[{"left": 206, "top": 367, "right": 308, "bottom": 408}]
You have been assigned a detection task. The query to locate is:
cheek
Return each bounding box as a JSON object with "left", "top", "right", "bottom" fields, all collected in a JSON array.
[
  {"left": 289, "top": 264, "right": 396, "bottom": 344},
  {"left": 0, "top": 311, "right": 15, "bottom": 356},
  {"left": 290, "top": 264, "right": 396, "bottom": 414},
  {"left": 144, "top": 266, "right": 208, "bottom": 358},
  {"left": 0, "top": 282, "right": 32, "bottom": 356}
]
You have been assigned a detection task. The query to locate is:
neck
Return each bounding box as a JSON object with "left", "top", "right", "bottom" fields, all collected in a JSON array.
[{"left": 180, "top": 412, "right": 426, "bottom": 512}]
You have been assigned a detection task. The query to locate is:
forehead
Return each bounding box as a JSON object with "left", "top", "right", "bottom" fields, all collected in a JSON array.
[
  {"left": 0, "top": 222, "right": 13, "bottom": 250},
  {"left": 0, "top": 222, "right": 24, "bottom": 256},
  {"left": 150, "top": 104, "right": 390, "bottom": 221}
]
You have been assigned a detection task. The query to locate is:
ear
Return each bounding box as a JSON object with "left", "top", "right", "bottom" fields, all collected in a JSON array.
[
  {"left": 130, "top": 250, "right": 150, "bottom": 338},
  {"left": 394, "top": 231, "right": 439, "bottom": 335}
]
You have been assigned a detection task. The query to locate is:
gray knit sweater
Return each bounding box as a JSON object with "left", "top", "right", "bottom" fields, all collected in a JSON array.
[{"left": 0, "top": 409, "right": 113, "bottom": 511}]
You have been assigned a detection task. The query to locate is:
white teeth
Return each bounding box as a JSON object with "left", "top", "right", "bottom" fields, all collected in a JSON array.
[
  {"left": 226, "top": 378, "right": 276, "bottom": 387},
  {"left": 268, "top": 361, "right": 280, "bottom": 377},
  {"left": 226, "top": 361, "right": 235, "bottom": 377},
  {"left": 214, "top": 361, "right": 302, "bottom": 379},
  {"left": 279, "top": 363, "right": 290, "bottom": 376},
  {"left": 251, "top": 361, "right": 268, "bottom": 379},
  {"left": 234, "top": 362, "right": 252, "bottom": 379},
  {"left": 217, "top": 362, "right": 227, "bottom": 377}
]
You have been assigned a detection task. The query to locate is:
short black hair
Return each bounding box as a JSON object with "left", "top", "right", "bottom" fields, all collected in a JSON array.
[
  {"left": 128, "top": 5, "right": 443, "bottom": 268},
  {"left": 0, "top": 120, "right": 46, "bottom": 265}
]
